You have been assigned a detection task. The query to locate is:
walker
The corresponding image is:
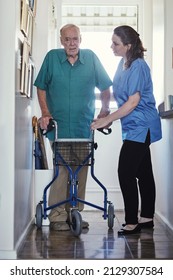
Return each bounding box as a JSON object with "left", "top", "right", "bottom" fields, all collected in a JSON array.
[{"left": 35, "top": 119, "right": 115, "bottom": 236}]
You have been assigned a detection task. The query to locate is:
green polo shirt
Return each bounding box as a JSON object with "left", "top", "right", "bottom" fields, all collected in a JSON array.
[{"left": 34, "top": 48, "right": 112, "bottom": 140}]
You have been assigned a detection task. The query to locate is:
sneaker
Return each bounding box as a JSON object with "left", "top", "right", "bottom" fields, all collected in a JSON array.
[
  {"left": 50, "top": 221, "right": 70, "bottom": 231},
  {"left": 66, "top": 218, "right": 89, "bottom": 229},
  {"left": 82, "top": 220, "right": 89, "bottom": 229}
]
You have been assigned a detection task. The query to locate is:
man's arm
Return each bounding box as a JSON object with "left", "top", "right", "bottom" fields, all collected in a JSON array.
[{"left": 37, "top": 88, "right": 52, "bottom": 130}]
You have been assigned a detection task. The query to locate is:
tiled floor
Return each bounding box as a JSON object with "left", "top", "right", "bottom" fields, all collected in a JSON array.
[{"left": 17, "top": 211, "right": 173, "bottom": 259}]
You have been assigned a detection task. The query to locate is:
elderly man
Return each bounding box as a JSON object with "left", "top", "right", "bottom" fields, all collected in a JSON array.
[{"left": 34, "top": 24, "right": 112, "bottom": 231}]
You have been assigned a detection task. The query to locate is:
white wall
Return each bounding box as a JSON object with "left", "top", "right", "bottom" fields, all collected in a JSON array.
[
  {"left": 0, "top": 0, "right": 36, "bottom": 259},
  {"left": 152, "top": 120, "right": 173, "bottom": 229},
  {"left": 0, "top": 0, "right": 16, "bottom": 258},
  {"left": 85, "top": 112, "right": 123, "bottom": 210},
  {"left": 0, "top": 0, "right": 52, "bottom": 259},
  {"left": 164, "top": 0, "right": 173, "bottom": 108}
]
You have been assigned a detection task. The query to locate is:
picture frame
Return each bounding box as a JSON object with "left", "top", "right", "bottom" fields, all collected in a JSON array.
[
  {"left": 20, "top": 0, "right": 29, "bottom": 37},
  {"left": 27, "top": 58, "right": 35, "bottom": 99},
  {"left": 20, "top": 39, "right": 30, "bottom": 95},
  {"left": 29, "top": 0, "right": 37, "bottom": 17},
  {"left": 19, "top": 0, "right": 36, "bottom": 98},
  {"left": 29, "top": 0, "right": 34, "bottom": 10},
  {"left": 26, "top": 8, "right": 33, "bottom": 50}
]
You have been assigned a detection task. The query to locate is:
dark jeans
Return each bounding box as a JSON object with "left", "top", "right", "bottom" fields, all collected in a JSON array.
[{"left": 118, "top": 131, "right": 156, "bottom": 224}]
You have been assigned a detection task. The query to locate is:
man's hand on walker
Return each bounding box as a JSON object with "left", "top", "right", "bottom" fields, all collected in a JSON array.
[{"left": 38, "top": 115, "right": 52, "bottom": 130}]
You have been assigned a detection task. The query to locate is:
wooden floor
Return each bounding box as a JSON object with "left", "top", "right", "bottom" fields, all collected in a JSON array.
[{"left": 17, "top": 211, "right": 173, "bottom": 259}]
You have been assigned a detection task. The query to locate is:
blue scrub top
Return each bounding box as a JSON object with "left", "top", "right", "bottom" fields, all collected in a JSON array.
[
  {"left": 34, "top": 49, "right": 112, "bottom": 140},
  {"left": 113, "top": 58, "right": 162, "bottom": 143}
]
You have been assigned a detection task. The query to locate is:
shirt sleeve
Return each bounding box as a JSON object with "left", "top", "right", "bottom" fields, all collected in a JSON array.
[
  {"left": 127, "top": 60, "right": 151, "bottom": 97},
  {"left": 34, "top": 53, "right": 49, "bottom": 91}
]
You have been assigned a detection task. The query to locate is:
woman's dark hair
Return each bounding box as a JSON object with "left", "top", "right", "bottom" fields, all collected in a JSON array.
[{"left": 113, "top": 25, "right": 146, "bottom": 68}]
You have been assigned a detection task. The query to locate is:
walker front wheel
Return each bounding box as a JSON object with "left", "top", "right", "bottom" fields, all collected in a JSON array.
[
  {"left": 108, "top": 203, "right": 115, "bottom": 229},
  {"left": 35, "top": 203, "right": 43, "bottom": 229},
  {"left": 71, "top": 210, "right": 82, "bottom": 237}
]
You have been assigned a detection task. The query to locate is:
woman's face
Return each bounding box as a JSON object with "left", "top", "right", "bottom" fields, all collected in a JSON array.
[{"left": 111, "top": 33, "right": 130, "bottom": 59}]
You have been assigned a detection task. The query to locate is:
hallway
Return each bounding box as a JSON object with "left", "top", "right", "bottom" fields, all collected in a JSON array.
[{"left": 17, "top": 211, "right": 173, "bottom": 259}]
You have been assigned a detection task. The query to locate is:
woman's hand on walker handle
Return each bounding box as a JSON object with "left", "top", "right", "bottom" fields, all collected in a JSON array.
[{"left": 91, "top": 116, "right": 112, "bottom": 130}]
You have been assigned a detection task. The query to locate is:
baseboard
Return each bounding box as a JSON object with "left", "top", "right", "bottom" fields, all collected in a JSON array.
[
  {"left": 155, "top": 212, "right": 173, "bottom": 233},
  {"left": 0, "top": 250, "right": 17, "bottom": 259},
  {"left": 0, "top": 218, "right": 39, "bottom": 259},
  {"left": 15, "top": 218, "right": 35, "bottom": 258},
  {"left": 84, "top": 186, "right": 123, "bottom": 210}
]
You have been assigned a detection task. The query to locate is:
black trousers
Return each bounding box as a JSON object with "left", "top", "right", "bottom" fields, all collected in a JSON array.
[{"left": 118, "top": 131, "right": 156, "bottom": 224}]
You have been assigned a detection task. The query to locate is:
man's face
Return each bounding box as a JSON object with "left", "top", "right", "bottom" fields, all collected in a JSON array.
[{"left": 60, "top": 27, "right": 81, "bottom": 58}]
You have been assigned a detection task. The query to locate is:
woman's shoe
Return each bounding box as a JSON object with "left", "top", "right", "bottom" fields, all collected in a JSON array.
[
  {"left": 118, "top": 224, "right": 141, "bottom": 235},
  {"left": 139, "top": 220, "right": 154, "bottom": 228},
  {"left": 122, "top": 220, "right": 154, "bottom": 229}
]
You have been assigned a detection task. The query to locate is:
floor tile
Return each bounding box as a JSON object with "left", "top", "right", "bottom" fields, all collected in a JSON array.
[{"left": 17, "top": 211, "right": 173, "bottom": 260}]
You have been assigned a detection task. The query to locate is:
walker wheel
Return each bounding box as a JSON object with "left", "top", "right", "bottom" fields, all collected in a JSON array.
[
  {"left": 70, "top": 210, "right": 82, "bottom": 236},
  {"left": 35, "top": 203, "right": 43, "bottom": 229},
  {"left": 108, "top": 203, "right": 115, "bottom": 229}
]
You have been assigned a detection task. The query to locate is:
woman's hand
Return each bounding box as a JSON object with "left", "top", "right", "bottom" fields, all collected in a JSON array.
[
  {"left": 91, "top": 116, "right": 111, "bottom": 130},
  {"left": 91, "top": 92, "right": 141, "bottom": 130}
]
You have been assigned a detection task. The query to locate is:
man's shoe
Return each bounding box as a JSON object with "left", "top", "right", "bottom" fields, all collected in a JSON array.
[
  {"left": 82, "top": 220, "right": 89, "bottom": 229},
  {"left": 50, "top": 221, "right": 70, "bottom": 231},
  {"left": 118, "top": 224, "right": 141, "bottom": 235},
  {"left": 139, "top": 220, "right": 154, "bottom": 228},
  {"left": 67, "top": 217, "right": 89, "bottom": 229}
]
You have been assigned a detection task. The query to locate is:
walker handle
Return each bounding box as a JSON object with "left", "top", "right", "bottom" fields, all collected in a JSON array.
[
  {"left": 41, "top": 119, "right": 56, "bottom": 135},
  {"left": 97, "top": 128, "right": 112, "bottom": 135},
  {"left": 42, "top": 119, "right": 111, "bottom": 136}
]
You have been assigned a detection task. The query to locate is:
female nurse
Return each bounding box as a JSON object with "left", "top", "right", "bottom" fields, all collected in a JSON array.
[{"left": 91, "top": 25, "right": 162, "bottom": 235}]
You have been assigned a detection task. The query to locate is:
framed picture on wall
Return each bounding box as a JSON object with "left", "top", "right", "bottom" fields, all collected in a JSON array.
[
  {"left": 29, "top": 0, "right": 37, "bottom": 16},
  {"left": 27, "top": 58, "right": 35, "bottom": 99},
  {"left": 21, "top": 0, "right": 29, "bottom": 36},
  {"left": 19, "top": 0, "right": 35, "bottom": 98},
  {"left": 29, "top": 0, "right": 34, "bottom": 9},
  {"left": 26, "top": 8, "right": 33, "bottom": 50},
  {"left": 20, "top": 39, "right": 30, "bottom": 95}
]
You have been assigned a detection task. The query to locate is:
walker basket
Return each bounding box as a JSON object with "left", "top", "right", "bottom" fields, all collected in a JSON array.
[{"left": 52, "top": 139, "right": 93, "bottom": 166}]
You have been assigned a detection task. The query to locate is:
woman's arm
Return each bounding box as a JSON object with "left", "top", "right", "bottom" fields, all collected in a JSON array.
[{"left": 91, "top": 92, "right": 140, "bottom": 130}]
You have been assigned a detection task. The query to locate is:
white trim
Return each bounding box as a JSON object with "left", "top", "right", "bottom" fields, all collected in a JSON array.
[
  {"left": 0, "top": 250, "right": 17, "bottom": 260},
  {"left": 155, "top": 213, "right": 173, "bottom": 233},
  {"left": 85, "top": 186, "right": 123, "bottom": 210},
  {"left": 15, "top": 218, "right": 35, "bottom": 259},
  {"left": 0, "top": 221, "right": 35, "bottom": 260}
]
